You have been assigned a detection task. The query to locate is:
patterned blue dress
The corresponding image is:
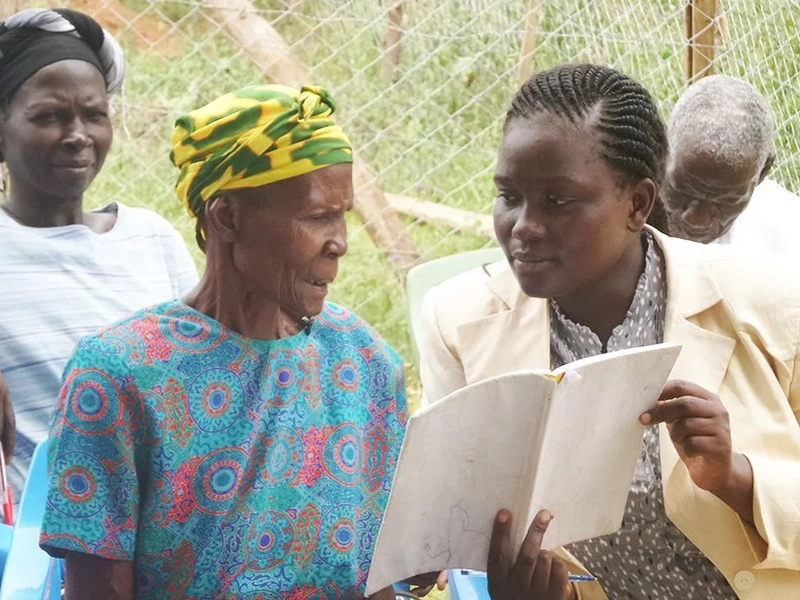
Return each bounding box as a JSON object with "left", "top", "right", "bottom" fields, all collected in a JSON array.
[{"left": 39, "top": 300, "right": 407, "bottom": 599}]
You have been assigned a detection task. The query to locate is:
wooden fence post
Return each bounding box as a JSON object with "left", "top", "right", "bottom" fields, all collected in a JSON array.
[
  {"left": 686, "top": 0, "right": 719, "bottom": 84},
  {"left": 383, "top": 0, "right": 404, "bottom": 83},
  {"left": 203, "top": 0, "right": 420, "bottom": 273},
  {"left": 517, "top": 0, "right": 544, "bottom": 84}
]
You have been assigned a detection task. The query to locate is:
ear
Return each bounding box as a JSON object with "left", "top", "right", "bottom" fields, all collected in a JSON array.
[
  {"left": 627, "top": 178, "right": 656, "bottom": 232},
  {"left": 203, "top": 194, "right": 240, "bottom": 246},
  {"left": 758, "top": 153, "right": 775, "bottom": 184}
]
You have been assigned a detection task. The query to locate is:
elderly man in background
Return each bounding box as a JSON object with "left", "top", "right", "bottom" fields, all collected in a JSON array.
[{"left": 662, "top": 74, "right": 800, "bottom": 252}]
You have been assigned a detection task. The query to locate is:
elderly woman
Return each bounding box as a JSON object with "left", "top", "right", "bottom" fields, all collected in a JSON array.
[
  {"left": 39, "top": 84, "right": 411, "bottom": 599},
  {"left": 0, "top": 8, "right": 198, "bottom": 497},
  {"left": 421, "top": 64, "right": 800, "bottom": 599}
]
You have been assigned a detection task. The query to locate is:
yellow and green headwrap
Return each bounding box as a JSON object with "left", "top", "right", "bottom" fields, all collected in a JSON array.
[{"left": 170, "top": 84, "right": 353, "bottom": 219}]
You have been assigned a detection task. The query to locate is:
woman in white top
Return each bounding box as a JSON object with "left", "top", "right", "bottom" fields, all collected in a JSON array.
[{"left": 0, "top": 8, "right": 198, "bottom": 498}]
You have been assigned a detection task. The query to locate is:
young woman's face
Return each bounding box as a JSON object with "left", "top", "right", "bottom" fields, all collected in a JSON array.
[
  {"left": 493, "top": 115, "right": 650, "bottom": 302},
  {"left": 0, "top": 60, "right": 112, "bottom": 202}
]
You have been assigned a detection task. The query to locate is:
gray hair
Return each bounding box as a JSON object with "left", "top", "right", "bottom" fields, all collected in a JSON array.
[{"left": 668, "top": 75, "right": 775, "bottom": 170}]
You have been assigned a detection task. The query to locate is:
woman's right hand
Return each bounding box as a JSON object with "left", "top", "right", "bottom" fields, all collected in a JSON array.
[
  {"left": 0, "top": 371, "right": 15, "bottom": 463},
  {"left": 487, "top": 509, "right": 575, "bottom": 600}
]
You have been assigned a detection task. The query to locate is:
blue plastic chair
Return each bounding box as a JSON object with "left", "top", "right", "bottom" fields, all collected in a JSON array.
[
  {"left": 0, "top": 524, "right": 12, "bottom": 579},
  {"left": 449, "top": 570, "right": 489, "bottom": 600},
  {"left": 0, "top": 439, "right": 60, "bottom": 600}
]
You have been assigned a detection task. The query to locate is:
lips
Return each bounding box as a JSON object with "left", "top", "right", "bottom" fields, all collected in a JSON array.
[
  {"left": 511, "top": 254, "right": 555, "bottom": 275},
  {"left": 53, "top": 162, "right": 93, "bottom": 173},
  {"left": 512, "top": 254, "right": 552, "bottom": 263},
  {"left": 305, "top": 277, "right": 335, "bottom": 296}
]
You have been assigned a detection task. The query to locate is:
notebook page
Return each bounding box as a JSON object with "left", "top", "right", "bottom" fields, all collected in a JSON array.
[
  {"left": 526, "top": 343, "right": 681, "bottom": 550},
  {"left": 365, "top": 371, "right": 555, "bottom": 594}
]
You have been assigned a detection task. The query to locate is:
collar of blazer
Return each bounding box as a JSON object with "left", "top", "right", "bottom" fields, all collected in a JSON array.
[{"left": 456, "top": 226, "right": 737, "bottom": 490}]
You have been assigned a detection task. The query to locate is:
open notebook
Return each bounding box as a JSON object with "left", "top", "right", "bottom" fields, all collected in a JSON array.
[{"left": 366, "top": 343, "right": 681, "bottom": 594}]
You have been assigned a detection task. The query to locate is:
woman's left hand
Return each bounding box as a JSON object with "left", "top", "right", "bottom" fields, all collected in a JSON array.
[
  {"left": 640, "top": 380, "right": 755, "bottom": 524},
  {"left": 640, "top": 379, "right": 735, "bottom": 493},
  {"left": 640, "top": 380, "right": 748, "bottom": 494}
]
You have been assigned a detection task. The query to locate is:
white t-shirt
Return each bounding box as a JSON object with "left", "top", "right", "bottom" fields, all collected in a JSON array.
[
  {"left": 714, "top": 178, "right": 800, "bottom": 254},
  {"left": 0, "top": 202, "right": 199, "bottom": 496}
]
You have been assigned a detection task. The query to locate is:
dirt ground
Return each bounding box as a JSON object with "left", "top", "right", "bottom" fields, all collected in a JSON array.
[
  {"left": 73, "top": 0, "right": 180, "bottom": 52},
  {"left": 0, "top": 0, "right": 180, "bottom": 53}
]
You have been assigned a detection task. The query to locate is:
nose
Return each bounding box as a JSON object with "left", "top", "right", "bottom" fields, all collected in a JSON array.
[
  {"left": 510, "top": 202, "right": 546, "bottom": 242},
  {"left": 62, "top": 117, "right": 91, "bottom": 149},
  {"left": 326, "top": 219, "right": 348, "bottom": 258},
  {"left": 680, "top": 201, "right": 715, "bottom": 230}
]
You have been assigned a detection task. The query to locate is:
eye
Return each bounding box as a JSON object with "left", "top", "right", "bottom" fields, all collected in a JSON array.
[
  {"left": 307, "top": 212, "right": 335, "bottom": 223},
  {"left": 545, "top": 195, "right": 574, "bottom": 207},
  {"left": 33, "top": 111, "right": 59, "bottom": 123},
  {"left": 87, "top": 109, "right": 109, "bottom": 121},
  {"left": 496, "top": 192, "right": 521, "bottom": 206},
  {"left": 713, "top": 201, "right": 740, "bottom": 216}
]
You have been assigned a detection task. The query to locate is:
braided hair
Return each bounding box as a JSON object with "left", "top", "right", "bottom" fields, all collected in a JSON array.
[{"left": 504, "top": 64, "right": 669, "bottom": 232}]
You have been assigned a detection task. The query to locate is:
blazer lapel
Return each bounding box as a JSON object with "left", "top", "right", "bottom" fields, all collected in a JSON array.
[{"left": 455, "top": 265, "right": 551, "bottom": 383}]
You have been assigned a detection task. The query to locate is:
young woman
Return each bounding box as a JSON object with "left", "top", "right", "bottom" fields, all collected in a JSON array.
[{"left": 420, "top": 64, "right": 800, "bottom": 600}]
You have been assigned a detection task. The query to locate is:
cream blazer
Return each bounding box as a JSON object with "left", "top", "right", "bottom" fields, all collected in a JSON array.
[{"left": 418, "top": 228, "right": 800, "bottom": 600}]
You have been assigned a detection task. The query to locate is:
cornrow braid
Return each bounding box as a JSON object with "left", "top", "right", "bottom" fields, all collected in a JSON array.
[{"left": 505, "top": 64, "right": 669, "bottom": 231}]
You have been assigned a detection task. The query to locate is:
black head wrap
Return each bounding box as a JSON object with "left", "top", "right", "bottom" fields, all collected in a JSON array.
[{"left": 0, "top": 8, "right": 124, "bottom": 104}]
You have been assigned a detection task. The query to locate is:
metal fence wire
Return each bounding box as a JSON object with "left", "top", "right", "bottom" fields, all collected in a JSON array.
[{"left": 2, "top": 0, "right": 798, "bottom": 392}]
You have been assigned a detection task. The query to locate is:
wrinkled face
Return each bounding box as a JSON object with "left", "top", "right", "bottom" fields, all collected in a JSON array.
[
  {"left": 0, "top": 60, "right": 112, "bottom": 202},
  {"left": 662, "top": 149, "right": 762, "bottom": 243},
  {"left": 494, "top": 116, "right": 646, "bottom": 301},
  {"left": 227, "top": 163, "right": 353, "bottom": 319}
]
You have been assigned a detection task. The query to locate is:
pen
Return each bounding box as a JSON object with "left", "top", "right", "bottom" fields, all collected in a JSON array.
[{"left": 568, "top": 574, "right": 597, "bottom": 582}]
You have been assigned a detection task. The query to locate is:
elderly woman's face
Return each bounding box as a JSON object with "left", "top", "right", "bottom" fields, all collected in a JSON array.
[
  {"left": 0, "top": 59, "right": 112, "bottom": 202},
  {"left": 228, "top": 163, "right": 353, "bottom": 319}
]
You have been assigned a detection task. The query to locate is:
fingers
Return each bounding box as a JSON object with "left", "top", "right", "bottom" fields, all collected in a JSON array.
[
  {"left": 530, "top": 550, "right": 553, "bottom": 597},
  {"left": 658, "top": 379, "right": 714, "bottom": 401},
  {"left": 641, "top": 395, "right": 726, "bottom": 425},
  {"left": 549, "top": 557, "right": 573, "bottom": 599},
  {"left": 509, "top": 509, "right": 553, "bottom": 591},
  {"left": 667, "top": 434, "right": 726, "bottom": 457},
  {"left": 404, "top": 571, "right": 440, "bottom": 597},
  {"left": 667, "top": 416, "right": 729, "bottom": 447},
  {"left": 487, "top": 509, "right": 568, "bottom": 600},
  {"left": 531, "top": 552, "right": 572, "bottom": 599},
  {"left": 436, "top": 570, "right": 448, "bottom": 590},
  {"left": 0, "top": 377, "right": 12, "bottom": 462},
  {"left": 487, "top": 508, "right": 513, "bottom": 592}
]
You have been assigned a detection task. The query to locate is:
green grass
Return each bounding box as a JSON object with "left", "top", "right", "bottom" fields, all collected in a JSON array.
[{"left": 81, "top": 0, "right": 800, "bottom": 413}]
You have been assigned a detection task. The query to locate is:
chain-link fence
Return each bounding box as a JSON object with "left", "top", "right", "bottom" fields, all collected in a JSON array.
[{"left": 2, "top": 0, "right": 799, "bottom": 403}]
